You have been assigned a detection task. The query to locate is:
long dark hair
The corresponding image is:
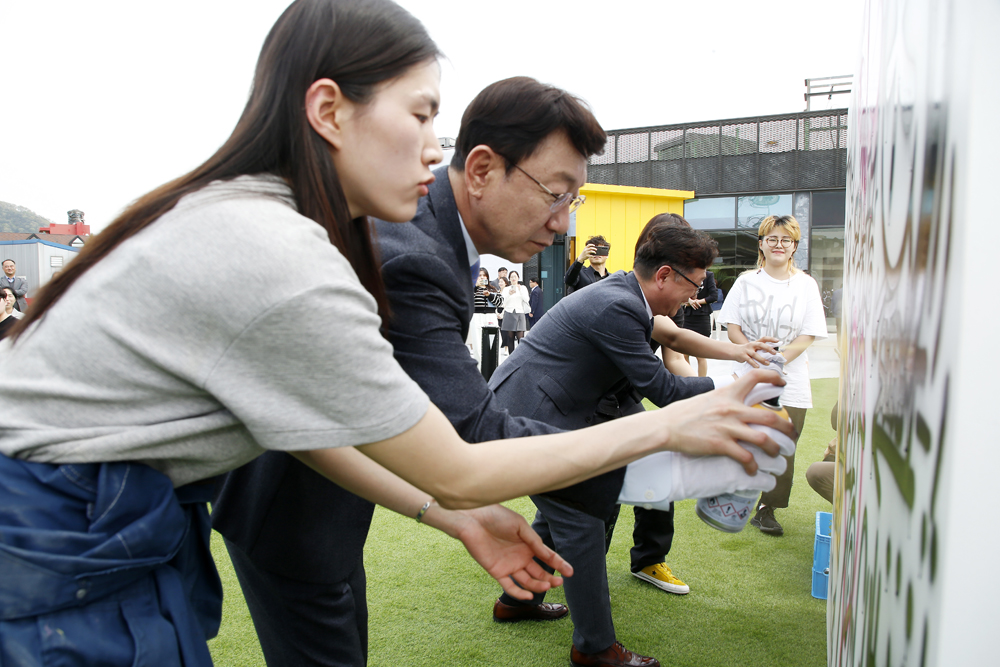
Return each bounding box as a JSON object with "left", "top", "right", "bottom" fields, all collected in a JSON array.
[{"left": 12, "top": 0, "right": 439, "bottom": 342}]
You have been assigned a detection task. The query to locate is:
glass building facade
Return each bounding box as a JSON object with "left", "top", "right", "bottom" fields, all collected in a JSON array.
[
  {"left": 585, "top": 109, "right": 848, "bottom": 324},
  {"left": 682, "top": 190, "right": 845, "bottom": 318}
]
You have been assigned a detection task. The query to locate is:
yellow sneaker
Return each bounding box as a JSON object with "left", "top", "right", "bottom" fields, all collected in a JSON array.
[{"left": 632, "top": 563, "right": 690, "bottom": 595}]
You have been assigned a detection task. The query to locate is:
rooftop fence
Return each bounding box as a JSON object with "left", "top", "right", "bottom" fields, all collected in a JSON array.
[{"left": 588, "top": 109, "right": 849, "bottom": 195}]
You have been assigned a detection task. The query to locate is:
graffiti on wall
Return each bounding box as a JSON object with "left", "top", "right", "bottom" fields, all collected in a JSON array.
[{"left": 832, "top": 0, "right": 960, "bottom": 664}]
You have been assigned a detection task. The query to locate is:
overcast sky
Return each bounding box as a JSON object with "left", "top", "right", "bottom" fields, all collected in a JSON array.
[{"left": 0, "top": 0, "right": 864, "bottom": 232}]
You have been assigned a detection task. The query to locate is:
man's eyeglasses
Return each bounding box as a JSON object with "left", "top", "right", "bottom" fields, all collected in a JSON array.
[
  {"left": 505, "top": 161, "right": 586, "bottom": 214},
  {"left": 672, "top": 266, "right": 703, "bottom": 291},
  {"left": 762, "top": 236, "right": 795, "bottom": 248}
]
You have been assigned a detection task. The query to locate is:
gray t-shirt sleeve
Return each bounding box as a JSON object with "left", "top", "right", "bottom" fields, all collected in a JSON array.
[
  {"left": 207, "top": 282, "right": 429, "bottom": 453},
  {"left": 0, "top": 177, "right": 429, "bottom": 485}
]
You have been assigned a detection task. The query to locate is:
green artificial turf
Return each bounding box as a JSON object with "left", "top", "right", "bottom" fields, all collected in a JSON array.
[{"left": 209, "top": 378, "right": 839, "bottom": 666}]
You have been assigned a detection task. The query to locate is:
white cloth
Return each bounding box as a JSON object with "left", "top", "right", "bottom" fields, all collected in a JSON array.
[
  {"left": 732, "top": 349, "right": 786, "bottom": 381},
  {"left": 0, "top": 175, "right": 429, "bottom": 486},
  {"left": 618, "top": 381, "right": 796, "bottom": 510},
  {"left": 718, "top": 269, "right": 827, "bottom": 408}
]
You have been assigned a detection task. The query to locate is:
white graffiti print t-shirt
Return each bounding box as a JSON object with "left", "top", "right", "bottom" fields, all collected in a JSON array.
[{"left": 719, "top": 270, "right": 827, "bottom": 408}]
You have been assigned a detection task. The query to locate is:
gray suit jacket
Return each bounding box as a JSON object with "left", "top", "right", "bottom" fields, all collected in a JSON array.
[
  {"left": 374, "top": 167, "right": 564, "bottom": 444},
  {"left": 488, "top": 271, "right": 715, "bottom": 517},
  {"left": 2, "top": 275, "right": 27, "bottom": 312}
]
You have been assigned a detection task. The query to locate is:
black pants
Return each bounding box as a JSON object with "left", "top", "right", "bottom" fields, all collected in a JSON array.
[
  {"left": 757, "top": 406, "right": 807, "bottom": 509},
  {"left": 224, "top": 537, "right": 368, "bottom": 667},
  {"left": 604, "top": 503, "right": 675, "bottom": 572}
]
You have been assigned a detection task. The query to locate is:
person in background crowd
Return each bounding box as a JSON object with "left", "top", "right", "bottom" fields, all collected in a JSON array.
[
  {"left": 1, "top": 259, "right": 27, "bottom": 312},
  {"left": 500, "top": 269, "right": 530, "bottom": 355},
  {"left": 0, "top": 288, "right": 18, "bottom": 339},
  {"left": 711, "top": 285, "right": 725, "bottom": 336},
  {"left": 807, "top": 403, "right": 839, "bottom": 504},
  {"left": 495, "top": 275, "right": 510, "bottom": 352},
  {"left": 467, "top": 267, "right": 503, "bottom": 363},
  {"left": 491, "top": 266, "right": 508, "bottom": 290},
  {"left": 495, "top": 275, "right": 513, "bottom": 355},
  {"left": 474, "top": 267, "right": 502, "bottom": 311},
  {"left": 720, "top": 214, "right": 827, "bottom": 536},
  {"left": 679, "top": 269, "right": 718, "bottom": 376},
  {"left": 2, "top": 286, "right": 23, "bottom": 320},
  {"left": 527, "top": 277, "right": 545, "bottom": 329},
  {"left": 565, "top": 235, "right": 610, "bottom": 295}
]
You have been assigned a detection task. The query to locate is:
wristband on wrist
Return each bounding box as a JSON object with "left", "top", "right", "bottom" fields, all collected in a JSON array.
[{"left": 415, "top": 499, "right": 435, "bottom": 524}]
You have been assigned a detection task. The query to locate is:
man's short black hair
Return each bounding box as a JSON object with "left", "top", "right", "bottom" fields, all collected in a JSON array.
[
  {"left": 497, "top": 267, "right": 508, "bottom": 273},
  {"left": 451, "top": 77, "right": 606, "bottom": 172},
  {"left": 529, "top": 277, "right": 540, "bottom": 285},
  {"left": 633, "top": 215, "right": 717, "bottom": 280},
  {"left": 2, "top": 259, "right": 14, "bottom": 266}
]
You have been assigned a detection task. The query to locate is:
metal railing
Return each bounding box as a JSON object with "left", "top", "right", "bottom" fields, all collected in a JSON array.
[{"left": 588, "top": 109, "right": 849, "bottom": 195}]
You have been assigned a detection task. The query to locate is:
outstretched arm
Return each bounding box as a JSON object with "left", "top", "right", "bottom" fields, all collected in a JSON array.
[
  {"left": 727, "top": 322, "right": 750, "bottom": 344},
  {"left": 779, "top": 334, "right": 815, "bottom": 364},
  {"left": 652, "top": 315, "right": 777, "bottom": 366},
  {"left": 297, "top": 369, "right": 795, "bottom": 512},
  {"left": 291, "top": 446, "right": 569, "bottom": 600},
  {"left": 663, "top": 346, "right": 695, "bottom": 376}
]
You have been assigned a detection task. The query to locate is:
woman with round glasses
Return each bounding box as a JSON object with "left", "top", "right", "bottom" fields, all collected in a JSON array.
[{"left": 718, "top": 214, "right": 827, "bottom": 536}]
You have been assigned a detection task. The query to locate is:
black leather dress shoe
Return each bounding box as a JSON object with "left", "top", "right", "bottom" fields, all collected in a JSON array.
[
  {"left": 492, "top": 598, "right": 569, "bottom": 622},
  {"left": 570, "top": 641, "right": 660, "bottom": 667}
]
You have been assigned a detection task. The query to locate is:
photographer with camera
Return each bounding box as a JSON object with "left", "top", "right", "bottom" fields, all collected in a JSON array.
[{"left": 565, "top": 234, "right": 610, "bottom": 295}]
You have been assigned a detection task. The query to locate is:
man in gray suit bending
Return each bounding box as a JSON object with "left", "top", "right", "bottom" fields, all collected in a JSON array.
[{"left": 488, "top": 220, "right": 719, "bottom": 667}]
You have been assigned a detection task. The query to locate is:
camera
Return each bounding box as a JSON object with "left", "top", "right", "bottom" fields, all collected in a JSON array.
[{"left": 594, "top": 245, "right": 610, "bottom": 256}]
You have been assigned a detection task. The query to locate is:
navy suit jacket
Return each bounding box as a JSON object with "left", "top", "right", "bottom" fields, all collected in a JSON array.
[
  {"left": 488, "top": 271, "right": 715, "bottom": 517},
  {"left": 212, "top": 447, "right": 374, "bottom": 584},
  {"left": 564, "top": 261, "right": 606, "bottom": 295},
  {"left": 374, "top": 167, "right": 563, "bottom": 443},
  {"left": 528, "top": 286, "right": 545, "bottom": 328}
]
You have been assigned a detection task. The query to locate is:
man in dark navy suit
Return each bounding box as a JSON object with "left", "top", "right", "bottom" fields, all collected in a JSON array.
[{"left": 527, "top": 277, "right": 545, "bottom": 328}]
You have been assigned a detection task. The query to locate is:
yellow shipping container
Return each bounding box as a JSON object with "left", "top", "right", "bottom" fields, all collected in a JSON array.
[{"left": 572, "top": 183, "right": 693, "bottom": 273}]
